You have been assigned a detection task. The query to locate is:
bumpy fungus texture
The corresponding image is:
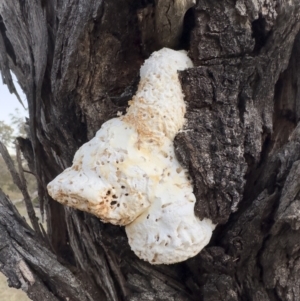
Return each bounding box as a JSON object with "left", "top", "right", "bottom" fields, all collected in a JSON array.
[{"left": 47, "top": 48, "right": 215, "bottom": 264}]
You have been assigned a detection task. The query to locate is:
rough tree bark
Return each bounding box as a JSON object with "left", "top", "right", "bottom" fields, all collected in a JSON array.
[{"left": 1, "top": 0, "right": 300, "bottom": 300}]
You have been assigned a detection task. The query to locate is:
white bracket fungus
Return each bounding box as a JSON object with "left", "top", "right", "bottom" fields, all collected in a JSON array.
[{"left": 47, "top": 48, "right": 215, "bottom": 264}]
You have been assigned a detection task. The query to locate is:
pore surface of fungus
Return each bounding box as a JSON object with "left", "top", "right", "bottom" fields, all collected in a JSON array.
[{"left": 47, "top": 48, "right": 215, "bottom": 264}]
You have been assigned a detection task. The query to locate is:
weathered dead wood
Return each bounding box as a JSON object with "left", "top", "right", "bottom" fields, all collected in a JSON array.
[
  {"left": 0, "top": 190, "right": 101, "bottom": 301},
  {"left": 1, "top": 0, "right": 300, "bottom": 300}
]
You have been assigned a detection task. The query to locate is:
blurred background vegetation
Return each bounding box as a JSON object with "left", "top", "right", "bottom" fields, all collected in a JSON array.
[
  {"left": 0, "top": 109, "right": 36, "bottom": 198},
  {"left": 0, "top": 109, "right": 36, "bottom": 301}
]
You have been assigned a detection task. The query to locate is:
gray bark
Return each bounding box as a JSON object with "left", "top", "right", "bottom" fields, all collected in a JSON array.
[{"left": 1, "top": 0, "right": 300, "bottom": 300}]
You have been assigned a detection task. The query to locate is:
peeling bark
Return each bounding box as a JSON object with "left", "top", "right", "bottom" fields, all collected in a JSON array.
[{"left": 1, "top": 0, "right": 300, "bottom": 300}]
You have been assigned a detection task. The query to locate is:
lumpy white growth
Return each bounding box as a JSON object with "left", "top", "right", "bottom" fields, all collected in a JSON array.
[{"left": 47, "top": 48, "right": 215, "bottom": 264}]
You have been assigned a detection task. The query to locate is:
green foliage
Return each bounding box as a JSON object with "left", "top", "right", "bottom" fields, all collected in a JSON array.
[
  {"left": 9, "top": 108, "right": 27, "bottom": 138},
  {"left": 0, "top": 109, "right": 36, "bottom": 200},
  {"left": 0, "top": 108, "right": 26, "bottom": 147},
  {"left": 0, "top": 121, "right": 14, "bottom": 146}
]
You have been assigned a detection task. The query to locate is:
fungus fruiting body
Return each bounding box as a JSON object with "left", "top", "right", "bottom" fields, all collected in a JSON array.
[{"left": 47, "top": 48, "right": 215, "bottom": 264}]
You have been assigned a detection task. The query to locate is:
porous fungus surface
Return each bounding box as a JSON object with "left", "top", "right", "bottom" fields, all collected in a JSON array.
[{"left": 47, "top": 48, "right": 215, "bottom": 264}]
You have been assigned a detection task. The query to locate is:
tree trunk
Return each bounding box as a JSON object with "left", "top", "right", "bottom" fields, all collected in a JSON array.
[{"left": 1, "top": 0, "right": 300, "bottom": 300}]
